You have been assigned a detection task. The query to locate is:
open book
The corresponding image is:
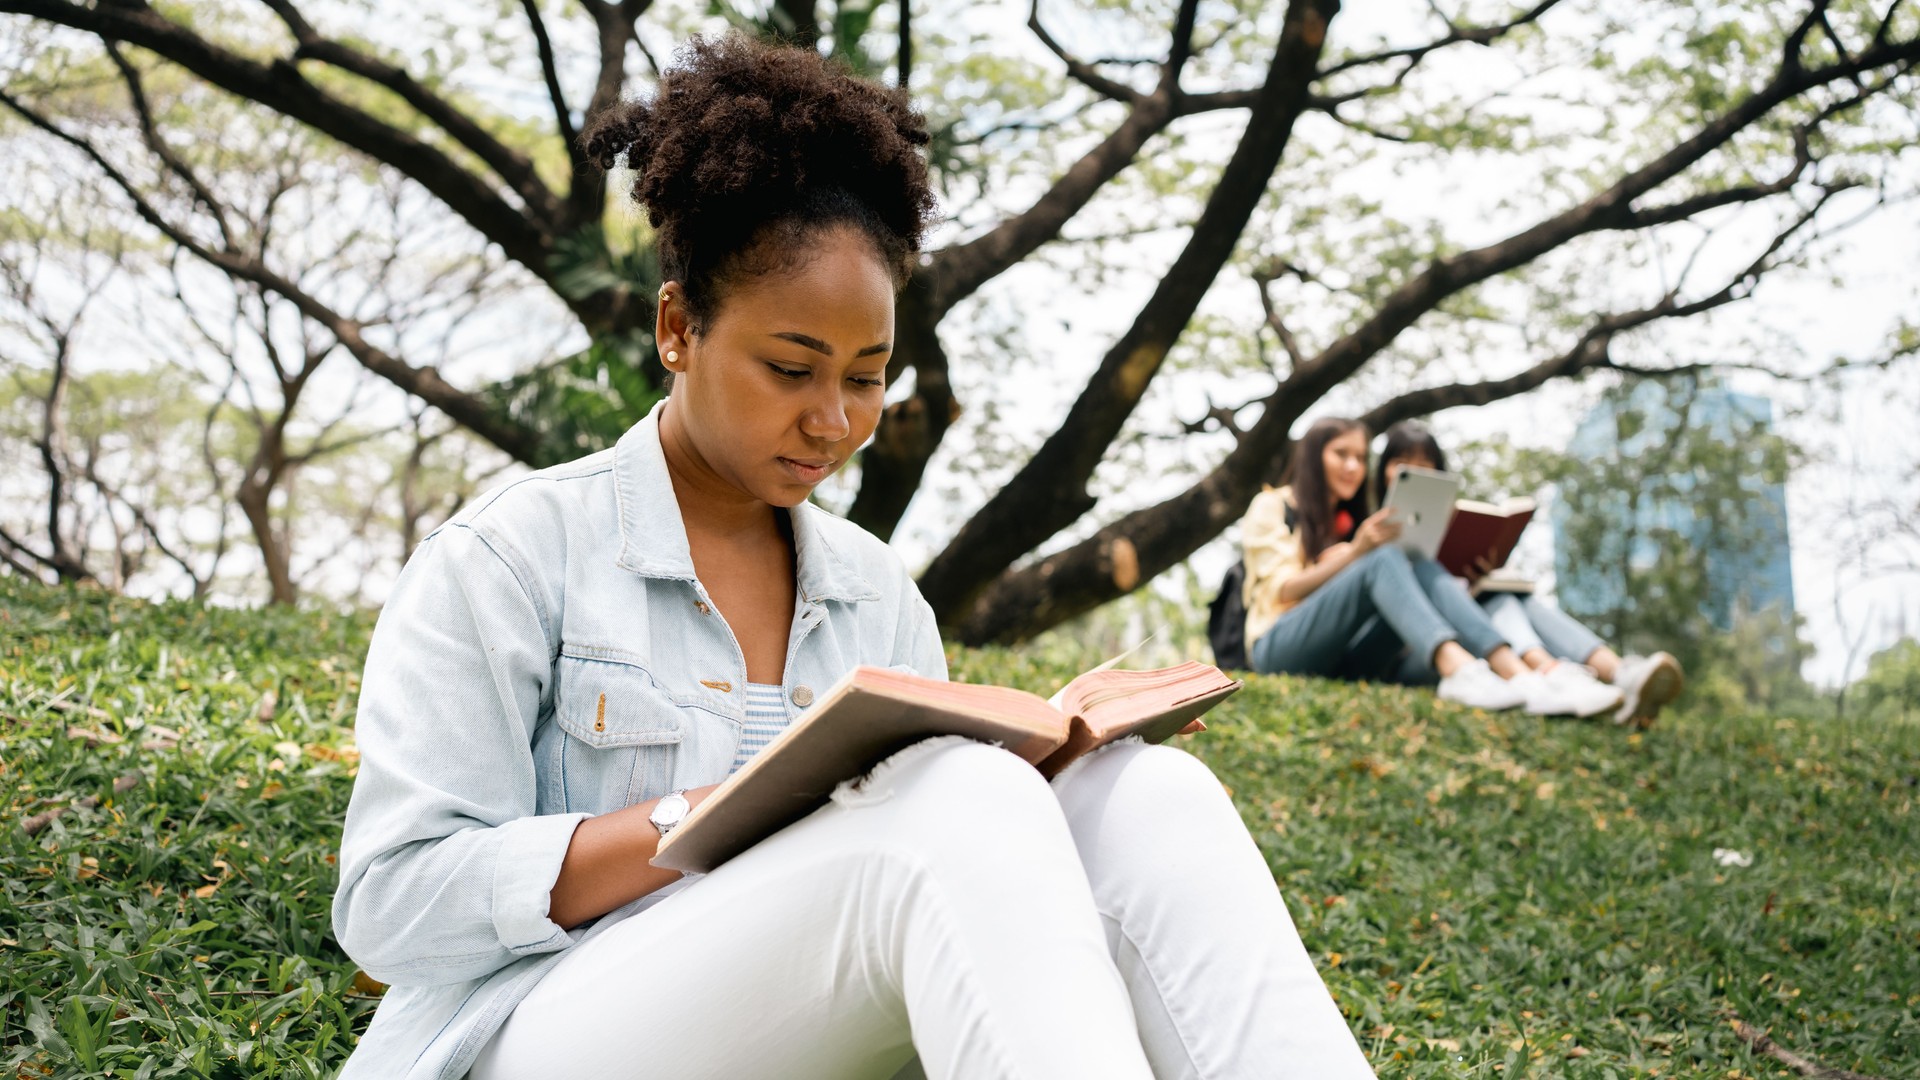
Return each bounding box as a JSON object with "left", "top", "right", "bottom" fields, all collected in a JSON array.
[
  {"left": 1383, "top": 467, "right": 1535, "bottom": 579},
  {"left": 650, "top": 662, "right": 1241, "bottom": 874},
  {"left": 1432, "top": 497, "right": 1535, "bottom": 580}
]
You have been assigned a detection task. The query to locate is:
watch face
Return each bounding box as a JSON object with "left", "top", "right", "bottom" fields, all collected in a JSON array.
[{"left": 650, "top": 793, "right": 688, "bottom": 831}]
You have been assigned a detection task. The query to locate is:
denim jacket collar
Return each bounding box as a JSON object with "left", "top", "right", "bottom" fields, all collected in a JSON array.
[{"left": 613, "top": 403, "right": 880, "bottom": 604}]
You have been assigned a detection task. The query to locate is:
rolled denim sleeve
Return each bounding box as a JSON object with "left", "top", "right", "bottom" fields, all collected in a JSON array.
[{"left": 332, "top": 523, "right": 586, "bottom": 986}]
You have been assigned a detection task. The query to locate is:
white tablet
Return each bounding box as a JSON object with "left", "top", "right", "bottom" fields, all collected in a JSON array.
[{"left": 1379, "top": 465, "right": 1460, "bottom": 561}]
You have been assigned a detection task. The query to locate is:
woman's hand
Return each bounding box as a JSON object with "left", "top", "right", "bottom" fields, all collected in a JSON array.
[
  {"left": 1466, "top": 549, "right": 1499, "bottom": 583},
  {"left": 1351, "top": 508, "right": 1403, "bottom": 554}
]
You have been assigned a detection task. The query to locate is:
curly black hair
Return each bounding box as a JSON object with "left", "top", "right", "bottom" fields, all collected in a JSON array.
[{"left": 581, "top": 34, "right": 936, "bottom": 332}]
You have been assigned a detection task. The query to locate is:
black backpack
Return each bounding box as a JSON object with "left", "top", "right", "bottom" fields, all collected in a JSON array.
[{"left": 1207, "top": 560, "right": 1250, "bottom": 672}]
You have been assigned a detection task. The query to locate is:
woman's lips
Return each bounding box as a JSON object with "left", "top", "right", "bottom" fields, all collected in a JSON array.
[{"left": 779, "top": 457, "right": 835, "bottom": 484}]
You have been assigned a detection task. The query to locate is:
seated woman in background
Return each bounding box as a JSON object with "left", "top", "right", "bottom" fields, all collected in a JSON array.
[
  {"left": 1240, "top": 417, "right": 1613, "bottom": 716},
  {"left": 1372, "top": 421, "right": 1684, "bottom": 726}
]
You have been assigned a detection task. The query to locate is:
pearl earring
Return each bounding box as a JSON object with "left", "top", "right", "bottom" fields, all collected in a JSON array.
[{"left": 666, "top": 350, "right": 679, "bottom": 367}]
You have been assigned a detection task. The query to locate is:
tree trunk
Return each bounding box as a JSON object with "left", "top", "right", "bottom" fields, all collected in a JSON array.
[
  {"left": 35, "top": 338, "right": 92, "bottom": 582},
  {"left": 917, "top": 0, "right": 1339, "bottom": 623},
  {"left": 238, "top": 423, "right": 297, "bottom": 606},
  {"left": 846, "top": 279, "right": 952, "bottom": 539}
]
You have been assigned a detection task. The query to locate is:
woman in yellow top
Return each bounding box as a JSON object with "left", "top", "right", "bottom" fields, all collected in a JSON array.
[{"left": 1241, "top": 418, "right": 1613, "bottom": 716}]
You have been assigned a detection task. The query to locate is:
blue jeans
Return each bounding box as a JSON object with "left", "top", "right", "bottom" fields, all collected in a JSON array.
[
  {"left": 1479, "top": 593, "right": 1604, "bottom": 664},
  {"left": 1250, "top": 546, "right": 1510, "bottom": 684}
]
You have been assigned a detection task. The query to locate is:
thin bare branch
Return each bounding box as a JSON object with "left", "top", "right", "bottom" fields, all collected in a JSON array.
[
  {"left": 1028, "top": 0, "right": 1142, "bottom": 103},
  {"left": 1875, "top": 0, "right": 1908, "bottom": 48},
  {"left": 1317, "top": 0, "right": 1565, "bottom": 79},
  {"left": 0, "top": 89, "right": 544, "bottom": 464},
  {"left": 105, "top": 44, "right": 236, "bottom": 249},
  {"left": 1250, "top": 269, "right": 1309, "bottom": 370},
  {"left": 522, "top": 0, "right": 577, "bottom": 150},
  {"left": 256, "top": 0, "right": 563, "bottom": 226},
  {"left": 1163, "top": 0, "right": 1202, "bottom": 90},
  {"left": 1, "top": 0, "right": 560, "bottom": 284},
  {"left": 1728, "top": 1016, "right": 1887, "bottom": 1080},
  {"left": 898, "top": 0, "right": 912, "bottom": 88}
]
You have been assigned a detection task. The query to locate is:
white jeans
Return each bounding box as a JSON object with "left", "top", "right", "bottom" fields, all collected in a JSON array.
[{"left": 471, "top": 737, "right": 1375, "bottom": 1080}]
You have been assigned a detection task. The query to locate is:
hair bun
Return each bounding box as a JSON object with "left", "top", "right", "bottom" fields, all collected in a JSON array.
[
  {"left": 581, "top": 34, "right": 936, "bottom": 323},
  {"left": 584, "top": 33, "right": 932, "bottom": 249}
]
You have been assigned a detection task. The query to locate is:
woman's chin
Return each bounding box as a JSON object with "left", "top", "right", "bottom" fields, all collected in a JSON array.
[{"left": 754, "top": 474, "right": 821, "bottom": 509}]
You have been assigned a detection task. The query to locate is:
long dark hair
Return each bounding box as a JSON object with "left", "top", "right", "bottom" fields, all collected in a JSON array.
[
  {"left": 1289, "top": 417, "right": 1370, "bottom": 562},
  {"left": 1372, "top": 421, "right": 1448, "bottom": 503}
]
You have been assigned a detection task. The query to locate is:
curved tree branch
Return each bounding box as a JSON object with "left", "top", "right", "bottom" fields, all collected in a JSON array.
[
  {"left": 106, "top": 43, "right": 235, "bottom": 249},
  {"left": 1027, "top": 0, "right": 1143, "bottom": 104},
  {"left": 257, "top": 0, "right": 563, "bottom": 226},
  {"left": 1, "top": 0, "right": 561, "bottom": 289},
  {"left": 942, "top": 159, "right": 1877, "bottom": 643},
  {"left": 1318, "top": 0, "right": 1564, "bottom": 79},
  {"left": 1267, "top": 28, "right": 1920, "bottom": 432},
  {"left": 522, "top": 0, "right": 577, "bottom": 151},
  {"left": 0, "top": 87, "right": 545, "bottom": 464},
  {"left": 917, "top": 0, "right": 1339, "bottom": 621}
]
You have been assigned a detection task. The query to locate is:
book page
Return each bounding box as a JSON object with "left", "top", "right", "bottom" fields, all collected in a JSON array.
[
  {"left": 1046, "top": 626, "right": 1166, "bottom": 709},
  {"left": 652, "top": 667, "right": 1068, "bottom": 874}
]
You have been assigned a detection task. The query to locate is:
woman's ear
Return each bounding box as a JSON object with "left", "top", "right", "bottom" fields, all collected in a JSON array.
[{"left": 656, "top": 282, "right": 691, "bottom": 373}]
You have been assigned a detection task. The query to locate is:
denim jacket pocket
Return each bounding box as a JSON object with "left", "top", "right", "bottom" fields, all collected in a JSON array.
[{"left": 548, "top": 650, "right": 688, "bottom": 810}]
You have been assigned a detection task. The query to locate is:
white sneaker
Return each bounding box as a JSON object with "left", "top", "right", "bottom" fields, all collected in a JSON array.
[
  {"left": 1515, "top": 664, "right": 1625, "bottom": 718},
  {"left": 1611, "top": 652, "right": 1685, "bottom": 726},
  {"left": 1437, "top": 659, "right": 1528, "bottom": 711}
]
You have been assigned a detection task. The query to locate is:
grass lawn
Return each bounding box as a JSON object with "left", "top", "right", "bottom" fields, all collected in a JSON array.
[{"left": 3, "top": 575, "right": 1916, "bottom": 1078}]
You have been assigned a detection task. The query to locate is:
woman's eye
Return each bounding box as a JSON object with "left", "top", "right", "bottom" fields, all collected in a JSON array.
[
  {"left": 767, "top": 363, "right": 808, "bottom": 380},
  {"left": 851, "top": 376, "right": 884, "bottom": 388}
]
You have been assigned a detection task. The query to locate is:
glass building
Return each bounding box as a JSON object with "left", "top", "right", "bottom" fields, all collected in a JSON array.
[{"left": 1553, "top": 378, "right": 1795, "bottom": 631}]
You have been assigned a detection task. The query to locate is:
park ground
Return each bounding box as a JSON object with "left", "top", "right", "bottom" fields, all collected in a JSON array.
[{"left": 2, "top": 575, "right": 1916, "bottom": 1079}]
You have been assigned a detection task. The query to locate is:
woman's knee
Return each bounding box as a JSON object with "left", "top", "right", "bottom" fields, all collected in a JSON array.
[
  {"left": 1053, "top": 741, "right": 1230, "bottom": 825},
  {"left": 1351, "top": 545, "right": 1410, "bottom": 575},
  {"left": 1480, "top": 591, "right": 1520, "bottom": 617},
  {"left": 829, "top": 737, "right": 1073, "bottom": 871}
]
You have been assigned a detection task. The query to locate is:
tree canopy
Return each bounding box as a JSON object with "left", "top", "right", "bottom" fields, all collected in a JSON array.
[{"left": 2, "top": 0, "right": 1917, "bottom": 640}]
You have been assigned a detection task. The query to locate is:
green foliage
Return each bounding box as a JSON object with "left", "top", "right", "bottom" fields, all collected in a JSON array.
[
  {"left": 1521, "top": 377, "right": 1802, "bottom": 684},
  {"left": 1684, "top": 606, "right": 1831, "bottom": 720},
  {"left": 1, "top": 576, "right": 376, "bottom": 1078},
  {"left": 1850, "top": 637, "right": 1920, "bottom": 722},
  {"left": 484, "top": 227, "right": 667, "bottom": 467},
  {"left": 1463, "top": 376, "right": 1829, "bottom": 717},
  {"left": 953, "top": 649, "right": 1920, "bottom": 1078},
  {"left": 4, "top": 576, "right": 1917, "bottom": 1076}
]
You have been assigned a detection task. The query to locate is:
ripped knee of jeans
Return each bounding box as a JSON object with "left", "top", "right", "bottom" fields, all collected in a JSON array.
[{"left": 829, "top": 733, "right": 989, "bottom": 809}]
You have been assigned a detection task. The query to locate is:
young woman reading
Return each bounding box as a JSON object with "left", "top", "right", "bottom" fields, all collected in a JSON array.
[
  {"left": 1240, "top": 417, "right": 1611, "bottom": 716},
  {"left": 1373, "top": 421, "right": 1684, "bottom": 726},
  {"left": 330, "top": 35, "right": 1376, "bottom": 1080}
]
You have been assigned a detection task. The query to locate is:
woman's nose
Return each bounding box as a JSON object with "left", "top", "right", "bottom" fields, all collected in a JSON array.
[{"left": 801, "top": 385, "right": 851, "bottom": 441}]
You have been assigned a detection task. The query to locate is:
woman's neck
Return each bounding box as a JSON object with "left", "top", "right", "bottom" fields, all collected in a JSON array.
[{"left": 658, "top": 403, "right": 781, "bottom": 543}]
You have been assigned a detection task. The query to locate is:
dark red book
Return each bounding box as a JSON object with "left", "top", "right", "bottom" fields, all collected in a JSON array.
[{"left": 1433, "top": 497, "right": 1535, "bottom": 579}]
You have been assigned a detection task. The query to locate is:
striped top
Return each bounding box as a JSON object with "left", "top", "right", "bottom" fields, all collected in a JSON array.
[{"left": 731, "top": 683, "right": 793, "bottom": 774}]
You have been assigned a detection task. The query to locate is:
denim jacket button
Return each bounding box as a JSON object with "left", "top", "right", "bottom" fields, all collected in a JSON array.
[{"left": 791, "top": 685, "right": 814, "bottom": 708}]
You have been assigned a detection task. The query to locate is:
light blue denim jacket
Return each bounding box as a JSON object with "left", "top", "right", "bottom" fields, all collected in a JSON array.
[{"left": 331, "top": 403, "right": 946, "bottom": 1079}]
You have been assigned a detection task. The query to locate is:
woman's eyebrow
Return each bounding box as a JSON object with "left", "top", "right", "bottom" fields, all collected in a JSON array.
[{"left": 770, "top": 331, "right": 891, "bottom": 358}]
